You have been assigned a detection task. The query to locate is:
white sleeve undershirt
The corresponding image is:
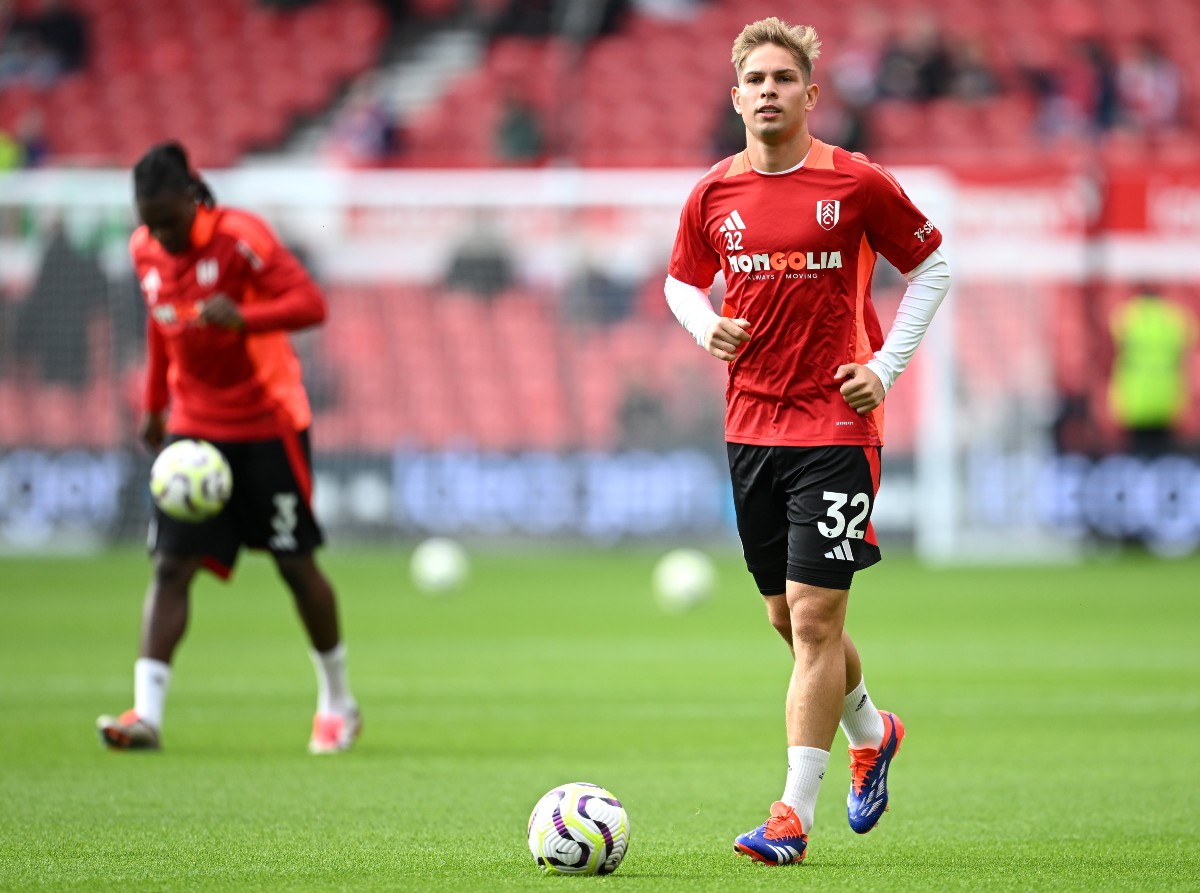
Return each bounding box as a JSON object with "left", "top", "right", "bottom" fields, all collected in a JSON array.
[
  {"left": 865, "top": 247, "right": 951, "bottom": 393},
  {"left": 664, "top": 247, "right": 950, "bottom": 393},
  {"left": 664, "top": 274, "right": 720, "bottom": 347}
]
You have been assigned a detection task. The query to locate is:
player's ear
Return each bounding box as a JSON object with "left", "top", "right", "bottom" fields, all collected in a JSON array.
[{"left": 805, "top": 82, "right": 819, "bottom": 112}]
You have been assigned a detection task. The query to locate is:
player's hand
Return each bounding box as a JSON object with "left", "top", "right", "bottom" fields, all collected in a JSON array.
[
  {"left": 140, "top": 412, "right": 167, "bottom": 452},
  {"left": 197, "top": 293, "right": 245, "bottom": 330},
  {"left": 835, "top": 364, "right": 884, "bottom": 414},
  {"left": 703, "top": 318, "right": 752, "bottom": 361}
]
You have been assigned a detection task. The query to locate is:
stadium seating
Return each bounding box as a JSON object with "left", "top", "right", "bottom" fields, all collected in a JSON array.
[
  {"left": 4, "top": 0, "right": 1196, "bottom": 169},
  {"left": 1, "top": 0, "right": 387, "bottom": 167},
  {"left": 401, "top": 0, "right": 1199, "bottom": 170}
]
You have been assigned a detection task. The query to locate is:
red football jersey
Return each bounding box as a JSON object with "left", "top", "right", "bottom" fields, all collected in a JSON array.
[
  {"left": 131, "top": 204, "right": 326, "bottom": 441},
  {"left": 668, "top": 139, "right": 942, "bottom": 447}
]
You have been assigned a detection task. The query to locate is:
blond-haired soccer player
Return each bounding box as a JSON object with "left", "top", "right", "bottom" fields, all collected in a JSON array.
[{"left": 666, "top": 18, "right": 951, "bottom": 864}]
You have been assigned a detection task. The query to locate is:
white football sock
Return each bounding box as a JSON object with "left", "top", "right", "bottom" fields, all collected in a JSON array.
[
  {"left": 134, "top": 657, "right": 171, "bottom": 730},
  {"left": 841, "top": 677, "right": 886, "bottom": 748},
  {"left": 311, "top": 643, "right": 355, "bottom": 715},
  {"left": 781, "top": 746, "right": 828, "bottom": 832}
]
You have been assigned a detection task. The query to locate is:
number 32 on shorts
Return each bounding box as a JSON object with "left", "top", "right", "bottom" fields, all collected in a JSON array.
[{"left": 818, "top": 490, "right": 870, "bottom": 540}]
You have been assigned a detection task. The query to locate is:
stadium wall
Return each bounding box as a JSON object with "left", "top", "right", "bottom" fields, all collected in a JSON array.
[{"left": 1, "top": 165, "right": 1199, "bottom": 558}]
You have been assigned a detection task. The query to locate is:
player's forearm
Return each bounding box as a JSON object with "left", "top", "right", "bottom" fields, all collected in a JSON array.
[
  {"left": 239, "top": 284, "right": 327, "bottom": 333},
  {"left": 865, "top": 249, "right": 951, "bottom": 393},
  {"left": 144, "top": 320, "right": 170, "bottom": 413},
  {"left": 665, "top": 275, "right": 720, "bottom": 346}
]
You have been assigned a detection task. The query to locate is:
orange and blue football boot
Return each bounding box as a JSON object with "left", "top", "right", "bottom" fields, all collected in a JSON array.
[
  {"left": 733, "top": 801, "right": 807, "bottom": 865},
  {"left": 847, "top": 710, "right": 905, "bottom": 833}
]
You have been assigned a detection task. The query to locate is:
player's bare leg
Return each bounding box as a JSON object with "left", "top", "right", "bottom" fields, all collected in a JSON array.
[
  {"left": 275, "top": 553, "right": 361, "bottom": 753},
  {"left": 97, "top": 553, "right": 202, "bottom": 750},
  {"left": 766, "top": 600, "right": 863, "bottom": 697},
  {"left": 140, "top": 553, "right": 203, "bottom": 661},
  {"left": 736, "top": 582, "right": 846, "bottom": 863},
  {"left": 785, "top": 582, "right": 848, "bottom": 753},
  {"left": 276, "top": 553, "right": 341, "bottom": 652},
  {"left": 769, "top": 585, "right": 904, "bottom": 831}
]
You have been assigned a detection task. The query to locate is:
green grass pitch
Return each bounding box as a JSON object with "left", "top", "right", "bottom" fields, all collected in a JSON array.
[{"left": 1, "top": 546, "right": 1197, "bottom": 891}]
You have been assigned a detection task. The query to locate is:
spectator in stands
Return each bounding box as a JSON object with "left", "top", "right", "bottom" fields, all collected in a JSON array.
[
  {"left": 444, "top": 211, "right": 516, "bottom": 299},
  {"left": 711, "top": 103, "right": 747, "bottom": 160},
  {"left": 948, "top": 36, "right": 999, "bottom": 101},
  {"left": 1108, "top": 288, "right": 1197, "bottom": 456},
  {"left": 0, "top": 0, "right": 86, "bottom": 85},
  {"left": 874, "top": 11, "right": 955, "bottom": 101},
  {"left": 564, "top": 263, "right": 635, "bottom": 325},
  {"left": 829, "top": 5, "right": 884, "bottom": 110},
  {"left": 9, "top": 107, "right": 49, "bottom": 167},
  {"left": 1025, "top": 37, "right": 1120, "bottom": 141},
  {"left": 493, "top": 0, "right": 553, "bottom": 36},
  {"left": 15, "top": 222, "right": 105, "bottom": 387},
  {"left": 324, "top": 73, "right": 399, "bottom": 167},
  {"left": 495, "top": 0, "right": 627, "bottom": 39},
  {"left": 0, "top": 0, "right": 36, "bottom": 84},
  {"left": 30, "top": 0, "right": 85, "bottom": 71},
  {"left": 494, "top": 87, "right": 545, "bottom": 164},
  {"left": 821, "top": 6, "right": 885, "bottom": 153},
  {"left": 1117, "top": 36, "right": 1182, "bottom": 136}
]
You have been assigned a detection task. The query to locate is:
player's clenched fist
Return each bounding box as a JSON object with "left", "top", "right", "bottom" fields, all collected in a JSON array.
[
  {"left": 834, "top": 363, "right": 885, "bottom": 414},
  {"left": 704, "top": 317, "right": 752, "bottom": 361},
  {"left": 197, "top": 293, "right": 246, "bottom": 330}
]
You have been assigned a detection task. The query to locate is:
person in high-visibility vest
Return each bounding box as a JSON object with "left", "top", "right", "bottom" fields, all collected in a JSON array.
[{"left": 1109, "top": 290, "right": 1197, "bottom": 456}]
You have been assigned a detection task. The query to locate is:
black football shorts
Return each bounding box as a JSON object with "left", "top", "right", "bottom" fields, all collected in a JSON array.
[
  {"left": 727, "top": 443, "right": 883, "bottom": 594},
  {"left": 148, "top": 429, "right": 324, "bottom": 578}
]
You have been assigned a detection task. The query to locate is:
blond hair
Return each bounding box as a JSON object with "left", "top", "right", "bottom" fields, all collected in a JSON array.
[{"left": 731, "top": 17, "right": 821, "bottom": 83}]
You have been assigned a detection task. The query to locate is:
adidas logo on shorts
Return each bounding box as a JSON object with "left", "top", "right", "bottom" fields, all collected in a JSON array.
[{"left": 824, "top": 539, "right": 854, "bottom": 561}]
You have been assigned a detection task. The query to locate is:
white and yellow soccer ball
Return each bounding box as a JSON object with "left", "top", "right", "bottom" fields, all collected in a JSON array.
[
  {"left": 652, "top": 547, "right": 716, "bottom": 614},
  {"left": 409, "top": 536, "right": 469, "bottom": 594},
  {"left": 527, "top": 782, "right": 630, "bottom": 876},
  {"left": 149, "top": 439, "right": 233, "bottom": 523}
]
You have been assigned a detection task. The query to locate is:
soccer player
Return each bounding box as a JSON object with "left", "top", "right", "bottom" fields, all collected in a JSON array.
[
  {"left": 97, "top": 141, "right": 361, "bottom": 755},
  {"left": 665, "top": 18, "right": 951, "bottom": 863}
]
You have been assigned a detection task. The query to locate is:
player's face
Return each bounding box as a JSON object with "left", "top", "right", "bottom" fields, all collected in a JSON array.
[
  {"left": 732, "top": 43, "right": 818, "bottom": 146},
  {"left": 137, "top": 193, "right": 197, "bottom": 255}
]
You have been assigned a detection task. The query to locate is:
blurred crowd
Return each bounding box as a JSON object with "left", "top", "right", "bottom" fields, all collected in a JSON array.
[
  {"left": 0, "top": 0, "right": 1191, "bottom": 170},
  {"left": 321, "top": 0, "right": 1189, "bottom": 168}
]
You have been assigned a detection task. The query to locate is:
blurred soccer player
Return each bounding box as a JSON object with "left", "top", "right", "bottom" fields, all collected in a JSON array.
[
  {"left": 665, "top": 18, "right": 951, "bottom": 863},
  {"left": 97, "top": 141, "right": 361, "bottom": 755}
]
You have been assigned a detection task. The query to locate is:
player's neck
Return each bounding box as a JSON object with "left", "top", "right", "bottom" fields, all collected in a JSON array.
[{"left": 747, "top": 133, "right": 812, "bottom": 174}]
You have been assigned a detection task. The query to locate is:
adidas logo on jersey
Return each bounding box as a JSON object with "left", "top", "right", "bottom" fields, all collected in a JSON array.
[
  {"left": 719, "top": 209, "right": 746, "bottom": 234},
  {"left": 824, "top": 539, "right": 854, "bottom": 561}
]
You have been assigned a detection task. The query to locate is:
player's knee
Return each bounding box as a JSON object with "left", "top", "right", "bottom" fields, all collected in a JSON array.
[
  {"left": 152, "top": 554, "right": 200, "bottom": 590},
  {"left": 763, "top": 597, "right": 792, "bottom": 642},
  {"left": 275, "top": 553, "right": 323, "bottom": 595},
  {"left": 787, "top": 587, "right": 844, "bottom": 650}
]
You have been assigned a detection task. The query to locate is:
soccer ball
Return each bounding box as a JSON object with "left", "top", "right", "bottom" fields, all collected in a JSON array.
[
  {"left": 149, "top": 439, "right": 233, "bottom": 523},
  {"left": 527, "top": 782, "right": 630, "bottom": 875},
  {"left": 652, "top": 548, "right": 716, "bottom": 613},
  {"left": 409, "top": 537, "right": 469, "bottom": 594}
]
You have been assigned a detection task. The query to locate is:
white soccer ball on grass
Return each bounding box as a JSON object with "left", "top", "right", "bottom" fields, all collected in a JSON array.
[
  {"left": 409, "top": 537, "right": 469, "bottom": 594},
  {"left": 149, "top": 438, "right": 233, "bottom": 523},
  {"left": 652, "top": 547, "right": 716, "bottom": 613},
  {"left": 527, "top": 781, "right": 630, "bottom": 875}
]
